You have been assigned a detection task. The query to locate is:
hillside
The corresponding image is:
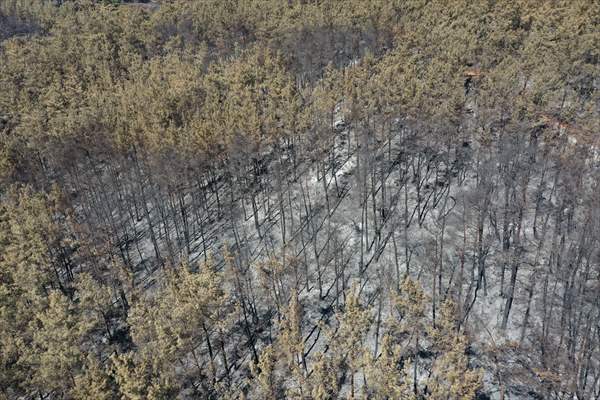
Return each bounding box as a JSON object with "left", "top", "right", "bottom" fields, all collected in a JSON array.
[{"left": 0, "top": 1, "right": 599, "bottom": 399}]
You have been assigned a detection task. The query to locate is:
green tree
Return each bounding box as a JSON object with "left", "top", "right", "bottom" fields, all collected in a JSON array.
[
  {"left": 71, "top": 355, "right": 116, "bottom": 400},
  {"left": 127, "top": 261, "right": 231, "bottom": 394},
  {"left": 111, "top": 351, "right": 177, "bottom": 400},
  {"left": 26, "top": 291, "right": 95, "bottom": 397},
  {"left": 308, "top": 287, "right": 372, "bottom": 399},
  {"left": 0, "top": 187, "right": 81, "bottom": 397},
  {"left": 365, "top": 334, "right": 415, "bottom": 400},
  {"left": 427, "top": 301, "right": 483, "bottom": 400}
]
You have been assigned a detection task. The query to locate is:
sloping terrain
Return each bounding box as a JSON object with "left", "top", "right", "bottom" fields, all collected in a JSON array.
[{"left": 0, "top": 1, "right": 598, "bottom": 399}]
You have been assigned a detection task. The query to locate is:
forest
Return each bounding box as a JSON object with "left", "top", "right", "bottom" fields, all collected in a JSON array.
[{"left": 0, "top": 0, "right": 599, "bottom": 399}]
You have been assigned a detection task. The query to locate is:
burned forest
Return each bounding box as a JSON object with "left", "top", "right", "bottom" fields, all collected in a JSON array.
[{"left": 0, "top": 1, "right": 599, "bottom": 399}]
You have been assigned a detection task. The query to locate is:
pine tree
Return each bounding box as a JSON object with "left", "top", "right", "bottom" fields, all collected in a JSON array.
[
  {"left": 26, "top": 291, "right": 95, "bottom": 397},
  {"left": 127, "top": 261, "right": 230, "bottom": 393},
  {"left": 111, "top": 351, "right": 178, "bottom": 400},
  {"left": 426, "top": 300, "right": 483, "bottom": 400},
  {"left": 251, "top": 290, "right": 306, "bottom": 399},
  {"left": 278, "top": 290, "right": 307, "bottom": 398},
  {"left": 388, "top": 278, "right": 427, "bottom": 397},
  {"left": 252, "top": 344, "right": 280, "bottom": 400},
  {"left": 333, "top": 288, "right": 372, "bottom": 399},
  {"left": 75, "top": 272, "right": 114, "bottom": 340},
  {"left": 309, "top": 286, "right": 372, "bottom": 399},
  {"left": 365, "top": 335, "right": 415, "bottom": 400},
  {"left": 0, "top": 187, "right": 81, "bottom": 397},
  {"left": 71, "top": 355, "right": 116, "bottom": 400},
  {"left": 308, "top": 351, "right": 341, "bottom": 400}
]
